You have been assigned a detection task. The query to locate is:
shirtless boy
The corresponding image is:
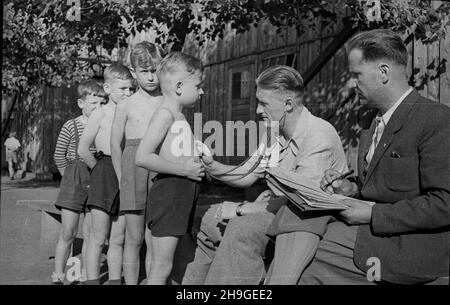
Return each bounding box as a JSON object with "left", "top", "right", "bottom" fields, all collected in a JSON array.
[
  {"left": 110, "top": 42, "right": 165, "bottom": 284},
  {"left": 136, "top": 52, "right": 205, "bottom": 284},
  {"left": 78, "top": 64, "right": 133, "bottom": 285}
]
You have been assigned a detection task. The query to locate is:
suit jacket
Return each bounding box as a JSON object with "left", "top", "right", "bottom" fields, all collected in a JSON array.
[{"left": 353, "top": 90, "right": 450, "bottom": 284}]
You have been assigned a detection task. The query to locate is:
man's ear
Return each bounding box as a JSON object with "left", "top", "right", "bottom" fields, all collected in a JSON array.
[
  {"left": 103, "top": 82, "right": 111, "bottom": 95},
  {"left": 284, "top": 97, "right": 295, "bottom": 112},
  {"left": 378, "top": 63, "right": 390, "bottom": 84},
  {"left": 175, "top": 81, "right": 183, "bottom": 96}
]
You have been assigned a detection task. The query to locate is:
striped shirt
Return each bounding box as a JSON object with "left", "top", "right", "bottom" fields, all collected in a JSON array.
[{"left": 53, "top": 116, "right": 94, "bottom": 173}]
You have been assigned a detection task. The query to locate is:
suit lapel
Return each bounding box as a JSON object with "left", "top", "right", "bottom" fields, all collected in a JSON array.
[{"left": 363, "top": 90, "right": 420, "bottom": 184}]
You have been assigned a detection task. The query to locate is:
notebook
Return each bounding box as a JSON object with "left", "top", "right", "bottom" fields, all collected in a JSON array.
[{"left": 266, "top": 167, "right": 349, "bottom": 211}]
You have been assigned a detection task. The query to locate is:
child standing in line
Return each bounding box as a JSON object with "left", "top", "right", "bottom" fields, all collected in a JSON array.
[
  {"left": 4, "top": 131, "right": 21, "bottom": 180},
  {"left": 78, "top": 64, "right": 133, "bottom": 285},
  {"left": 52, "top": 80, "right": 105, "bottom": 285},
  {"left": 111, "top": 41, "right": 165, "bottom": 285},
  {"left": 136, "top": 52, "right": 205, "bottom": 284}
]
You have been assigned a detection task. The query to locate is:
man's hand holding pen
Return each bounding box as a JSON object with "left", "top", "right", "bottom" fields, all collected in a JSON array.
[
  {"left": 321, "top": 169, "right": 376, "bottom": 225},
  {"left": 320, "top": 169, "right": 357, "bottom": 196}
]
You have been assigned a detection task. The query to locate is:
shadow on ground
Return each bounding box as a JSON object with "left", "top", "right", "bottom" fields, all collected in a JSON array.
[{"left": 2, "top": 178, "right": 60, "bottom": 189}]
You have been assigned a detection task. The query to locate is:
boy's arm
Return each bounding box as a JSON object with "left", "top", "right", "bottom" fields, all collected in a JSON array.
[
  {"left": 111, "top": 100, "right": 127, "bottom": 185},
  {"left": 53, "top": 121, "right": 71, "bottom": 176},
  {"left": 135, "top": 108, "right": 203, "bottom": 181},
  {"left": 78, "top": 109, "right": 102, "bottom": 169}
]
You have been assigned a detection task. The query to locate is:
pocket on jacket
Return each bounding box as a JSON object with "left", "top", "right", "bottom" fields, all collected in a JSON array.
[{"left": 383, "top": 156, "right": 419, "bottom": 192}]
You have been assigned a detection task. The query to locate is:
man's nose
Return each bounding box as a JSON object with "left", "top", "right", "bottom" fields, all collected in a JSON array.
[
  {"left": 199, "top": 88, "right": 204, "bottom": 95},
  {"left": 256, "top": 104, "right": 263, "bottom": 114},
  {"left": 348, "top": 78, "right": 357, "bottom": 89}
]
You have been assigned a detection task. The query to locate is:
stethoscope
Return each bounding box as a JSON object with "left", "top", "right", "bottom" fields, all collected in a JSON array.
[{"left": 199, "top": 107, "right": 289, "bottom": 181}]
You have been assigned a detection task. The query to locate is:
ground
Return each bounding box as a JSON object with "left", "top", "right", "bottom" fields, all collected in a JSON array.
[
  {"left": 0, "top": 172, "right": 249, "bottom": 285},
  {"left": 0, "top": 173, "right": 60, "bottom": 284}
]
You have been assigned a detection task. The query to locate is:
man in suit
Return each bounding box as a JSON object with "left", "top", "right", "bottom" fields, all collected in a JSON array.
[{"left": 312, "top": 29, "right": 450, "bottom": 284}]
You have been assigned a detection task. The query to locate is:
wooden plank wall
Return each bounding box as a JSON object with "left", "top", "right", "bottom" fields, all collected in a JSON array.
[
  {"left": 10, "top": 85, "right": 80, "bottom": 174},
  {"left": 183, "top": 0, "right": 350, "bottom": 164},
  {"left": 440, "top": 29, "right": 450, "bottom": 108}
]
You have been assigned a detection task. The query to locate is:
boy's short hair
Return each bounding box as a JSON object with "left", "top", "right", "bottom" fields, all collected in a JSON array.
[
  {"left": 347, "top": 29, "right": 407, "bottom": 67},
  {"left": 130, "top": 42, "right": 165, "bottom": 70},
  {"left": 256, "top": 65, "right": 304, "bottom": 98},
  {"left": 103, "top": 63, "right": 133, "bottom": 83},
  {"left": 157, "top": 52, "right": 203, "bottom": 90},
  {"left": 78, "top": 80, "right": 106, "bottom": 100}
]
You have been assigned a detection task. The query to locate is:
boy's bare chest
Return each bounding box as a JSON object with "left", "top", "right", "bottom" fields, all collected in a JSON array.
[
  {"left": 127, "top": 102, "right": 160, "bottom": 125},
  {"left": 99, "top": 111, "right": 115, "bottom": 132},
  {"left": 160, "top": 120, "right": 196, "bottom": 158}
]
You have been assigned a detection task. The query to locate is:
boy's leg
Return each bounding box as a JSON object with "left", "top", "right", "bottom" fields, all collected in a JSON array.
[
  {"left": 7, "top": 159, "right": 14, "bottom": 179},
  {"left": 147, "top": 235, "right": 179, "bottom": 285},
  {"left": 145, "top": 226, "right": 152, "bottom": 279},
  {"left": 80, "top": 211, "right": 91, "bottom": 282},
  {"left": 86, "top": 208, "right": 111, "bottom": 282},
  {"left": 123, "top": 212, "right": 145, "bottom": 285},
  {"left": 264, "top": 231, "right": 319, "bottom": 285},
  {"left": 107, "top": 214, "right": 126, "bottom": 283},
  {"left": 53, "top": 208, "right": 80, "bottom": 282}
]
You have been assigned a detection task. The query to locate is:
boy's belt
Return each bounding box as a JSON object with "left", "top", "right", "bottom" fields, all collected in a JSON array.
[{"left": 94, "top": 151, "right": 111, "bottom": 160}]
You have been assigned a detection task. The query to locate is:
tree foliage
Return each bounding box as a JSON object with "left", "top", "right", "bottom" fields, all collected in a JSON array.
[
  {"left": 3, "top": 0, "right": 449, "bottom": 101},
  {"left": 2, "top": 1, "right": 102, "bottom": 101}
]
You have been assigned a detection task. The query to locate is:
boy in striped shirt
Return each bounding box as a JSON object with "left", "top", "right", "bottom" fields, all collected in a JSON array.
[{"left": 51, "top": 80, "right": 106, "bottom": 284}]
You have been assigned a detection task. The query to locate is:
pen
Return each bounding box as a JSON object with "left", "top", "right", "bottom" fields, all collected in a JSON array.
[{"left": 323, "top": 169, "right": 354, "bottom": 189}]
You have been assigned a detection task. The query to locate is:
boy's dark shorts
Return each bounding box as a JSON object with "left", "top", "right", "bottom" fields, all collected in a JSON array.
[
  {"left": 87, "top": 155, "right": 120, "bottom": 216},
  {"left": 55, "top": 160, "right": 90, "bottom": 213},
  {"left": 147, "top": 174, "right": 199, "bottom": 237}
]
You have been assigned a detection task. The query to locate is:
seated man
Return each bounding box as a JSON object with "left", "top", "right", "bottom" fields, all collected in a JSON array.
[
  {"left": 182, "top": 65, "right": 349, "bottom": 285},
  {"left": 281, "top": 29, "right": 449, "bottom": 285}
]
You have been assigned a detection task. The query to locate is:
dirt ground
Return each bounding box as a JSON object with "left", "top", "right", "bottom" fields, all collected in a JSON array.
[
  {"left": 0, "top": 173, "right": 248, "bottom": 285},
  {"left": 0, "top": 174, "right": 60, "bottom": 284}
]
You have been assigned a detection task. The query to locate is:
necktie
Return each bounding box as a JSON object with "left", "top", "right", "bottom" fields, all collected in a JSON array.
[{"left": 365, "top": 116, "right": 385, "bottom": 165}]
